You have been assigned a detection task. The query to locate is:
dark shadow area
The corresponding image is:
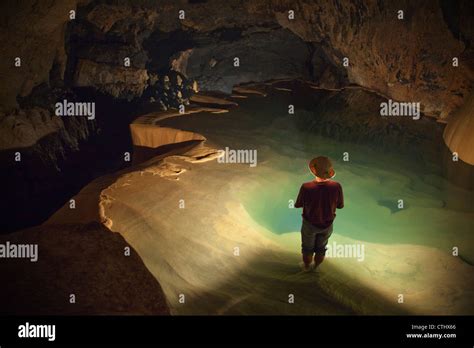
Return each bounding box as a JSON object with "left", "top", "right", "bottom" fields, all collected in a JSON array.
[
  {"left": 156, "top": 248, "right": 411, "bottom": 315},
  {"left": 0, "top": 221, "right": 169, "bottom": 315},
  {"left": 1, "top": 87, "right": 142, "bottom": 234}
]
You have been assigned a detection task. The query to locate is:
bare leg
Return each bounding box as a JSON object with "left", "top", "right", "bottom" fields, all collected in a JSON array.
[
  {"left": 302, "top": 253, "right": 313, "bottom": 268},
  {"left": 313, "top": 254, "right": 325, "bottom": 268}
]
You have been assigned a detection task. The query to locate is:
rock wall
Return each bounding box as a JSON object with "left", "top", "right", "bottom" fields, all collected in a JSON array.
[
  {"left": 0, "top": 0, "right": 88, "bottom": 112},
  {"left": 73, "top": 59, "right": 149, "bottom": 100},
  {"left": 2, "top": 0, "right": 472, "bottom": 118},
  {"left": 0, "top": 222, "right": 170, "bottom": 315},
  {"left": 273, "top": 0, "right": 474, "bottom": 119},
  {"left": 290, "top": 84, "right": 445, "bottom": 162},
  {"left": 172, "top": 28, "right": 313, "bottom": 93},
  {"left": 443, "top": 92, "right": 474, "bottom": 165}
]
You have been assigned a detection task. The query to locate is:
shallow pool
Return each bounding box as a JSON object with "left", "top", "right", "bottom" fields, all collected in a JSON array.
[{"left": 241, "top": 133, "right": 474, "bottom": 263}]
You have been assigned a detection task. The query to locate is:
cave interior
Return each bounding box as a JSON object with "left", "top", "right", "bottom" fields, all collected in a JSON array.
[{"left": 0, "top": 0, "right": 473, "bottom": 316}]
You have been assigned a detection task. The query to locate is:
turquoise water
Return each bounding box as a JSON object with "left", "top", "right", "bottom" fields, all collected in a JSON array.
[
  {"left": 241, "top": 135, "right": 474, "bottom": 263},
  {"left": 158, "top": 90, "right": 474, "bottom": 264}
]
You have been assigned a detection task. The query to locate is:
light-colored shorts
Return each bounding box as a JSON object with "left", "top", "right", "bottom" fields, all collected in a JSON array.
[{"left": 301, "top": 219, "right": 333, "bottom": 255}]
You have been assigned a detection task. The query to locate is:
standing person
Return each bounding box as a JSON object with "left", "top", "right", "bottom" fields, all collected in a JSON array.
[{"left": 295, "top": 156, "right": 344, "bottom": 271}]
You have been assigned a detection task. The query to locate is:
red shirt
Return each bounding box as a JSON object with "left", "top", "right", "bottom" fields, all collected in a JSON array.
[{"left": 295, "top": 180, "right": 344, "bottom": 229}]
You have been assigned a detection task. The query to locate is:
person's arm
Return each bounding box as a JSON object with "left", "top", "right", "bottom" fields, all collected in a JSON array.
[
  {"left": 337, "top": 184, "right": 344, "bottom": 209},
  {"left": 295, "top": 185, "right": 304, "bottom": 208}
]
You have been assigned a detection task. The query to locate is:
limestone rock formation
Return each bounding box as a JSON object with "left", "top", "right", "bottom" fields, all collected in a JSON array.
[
  {"left": 273, "top": 0, "right": 474, "bottom": 119},
  {"left": 130, "top": 124, "right": 205, "bottom": 149},
  {"left": 0, "top": 108, "right": 62, "bottom": 151},
  {"left": 0, "top": 0, "right": 88, "bottom": 112},
  {"left": 443, "top": 92, "right": 474, "bottom": 165},
  {"left": 172, "top": 28, "right": 312, "bottom": 93},
  {"left": 73, "top": 59, "right": 149, "bottom": 100},
  {"left": 2, "top": 0, "right": 472, "bottom": 119},
  {"left": 286, "top": 82, "right": 445, "bottom": 161},
  {"left": 143, "top": 71, "right": 196, "bottom": 110},
  {"left": 0, "top": 222, "right": 170, "bottom": 315}
]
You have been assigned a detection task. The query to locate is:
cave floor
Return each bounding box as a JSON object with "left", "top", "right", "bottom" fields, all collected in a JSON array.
[{"left": 46, "top": 86, "right": 474, "bottom": 315}]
